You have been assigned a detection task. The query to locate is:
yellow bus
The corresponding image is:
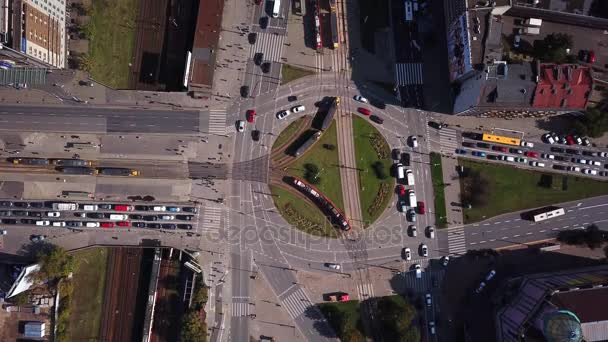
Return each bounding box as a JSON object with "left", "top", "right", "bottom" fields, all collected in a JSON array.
[{"left": 482, "top": 133, "right": 521, "bottom": 146}]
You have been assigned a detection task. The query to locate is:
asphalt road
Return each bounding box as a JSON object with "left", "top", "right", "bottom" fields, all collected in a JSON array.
[{"left": 0, "top": 105, "right": 200, "bottom": 134}]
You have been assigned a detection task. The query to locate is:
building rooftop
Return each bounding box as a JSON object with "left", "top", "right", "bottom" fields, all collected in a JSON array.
[
  {"left": 552, "top": 287, "right": 608, "bottom": 323},
  {"left": 189, "top": 0, "right": 224, "bottom": 89},
  {"left": 532, "top": 64, "right": 592, "bottom": 109}
]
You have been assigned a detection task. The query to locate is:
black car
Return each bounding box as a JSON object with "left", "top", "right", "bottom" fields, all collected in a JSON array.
[
  {"left": 183, "top": 207, "right": 198, "bottom": 213},
  {"left": 176, "top": 215, "right": 194, "bottom": 221},
  {"left": 20, "top": 218, "right": 36, "bottom": 224},
  {"left": 287, "top": 95, "right": 298, "bottom": 102},
  {"left": 0, "top": 201, "right": 13, "bottom": 207},
  {"left": 13, "top": 202, "right": 30, "bottom": 208},
  {"left": 462, "top": 142, "right": 476, "bottom": 148},
  {"left": 428, "top": 121, "right": 444, "bottom": 129},
  {"left": 28, "top": 211, "right": 42, "bottom": 218},
  {"left": 2, "top": 219, "right": 17, "bottom": 224},
  {"left": 261, "top": 62, "right": 271, "bottom": 73},
  {"left": 476, "top": 142, "right": 490, "bottom": 149},
  {"left": 582, "top": 150, "right": 594, "bottom": 156},
  {"left": 566, "top": 149, "right": 580, "bottom": 155},
  {"left": 144, "top": 215, "right": 159, "bottom": 221},
  {"left": 146, "top": 223, "right": 161, "bottom": 229},
  {"left": 392, "top": 149, "right": 401, "bottom": 160},
  {"left": 240, "top": 86, "right": 249, "bottom": 98},
  {"left": 12, "top": 211, "right": 28, "bottom": 216},
  {"left": 99, "top": 204, "right": 113, "bottom": 210},
  {"left": 132, "top": 222, "right": 146, "bottom": 228},
  {"left": 0, "top": 211, "right": 11, "bottom": 217},
  {"left": 252, "top": 130, "right": 261, "bottom": 141},
  {"left": 162, "top": 223, "right": 177, "bottom": 230},
  {"left": 87, "top": 213, "right": 105, "bottom": 219},
  {"left": 370, "top": 115, "right": 384, "bottom": 124},
  {"left": 135, "top": 205, "right": 152, "bottom": 211},
  {"left": 29, "top": 202, "right": 44, "bottom": 208},
  {"left": 178, "top": 224, "right": 193, "bottom": 230},
  {"left": 554, "top": 155, "right": 566, "bottom": 161},
  {"left": 259, "top": 16, "right": 269, "bottom": 29},
  {"left": 248, "top": 32, "right": 257, "bottom": 44},
  {"left": 553, "top": 165, "right": 566, "bottom": 170},
  {"left": 130, "top": 214, "right": 143, "bottom": 220},
  {"left": 550, "top": 147, "right": 565, "bottom": 153},
  {"left": 66, "top": 221, "right": 83, "bottom": 227},
  {"left": 254, "top": 52, "right": 264, "bottom": 66},
  {"left": 401, "top": 153, "right": 410, "bottom": 166}
]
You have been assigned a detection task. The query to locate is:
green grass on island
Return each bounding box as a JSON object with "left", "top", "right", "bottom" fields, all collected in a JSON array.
[
  {"left": 430, "top": 152, "right": 449, "bottom": 228},
  {"left": 68, "top": 247, "right": 109, "bottom": 341},
  {"left": 272, "top": 117, "right": 309, "bottom": 150},
  {"left": 460, "top": 159, "right": 608, "bottom": 223},
  {"left": 270, "top": 185, "right": 338, "bottom": 238},
  {"left": 281, "top": 64, "right": 314, "bottom": 85},
  {"left": 352, "top": 116, "right": 394, "bottom": 227},
  {"left": 86, "top": 0, "right": 139, "bottom": 88},
  {"left": 290, "top": 121, "right": 344, "bottom": 211}
]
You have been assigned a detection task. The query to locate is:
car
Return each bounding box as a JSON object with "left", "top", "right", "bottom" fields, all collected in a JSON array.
[
  {"left": 30, "top": 235, "right": 46, "bottom": 242},
  {"left": 554, "top": 155, "right": 566, "bottom": 161},
  {"left": 582, "top": 150, "right": 594, "bottom": 156},
  {"left": 506, "top": 156, "right": 515, "bottom": 162},
  {"left": 582, "top": 137, "right": 591, "bottom": 146},
  {"left": 98, "top": 204, "right": 113, "bottom": 210},
  {"left": 566, "top": 148, "right": 579, "bottom": 155},
  {"left": 543, "top": 133, "right": 555, "bottom": 144},
  {"left": 177, "top": 224, "right": 193, "bottom": 230},
  {"left": 567, "top": 166, "right": 581, "bottom": 172},
  {"left": 513, "top": 34, "right": 521, "bottom": 48},
  {"left": 20, "top": 218, "right": 35, "bottom": 224},
  {"left": 114, "top": 205, "right": 134, "bottom": 211},
  {"left": 100, "top": 222, "right": 114, "bottom": 228},
  {"left": 248, "top": 32, "right": 257, "bottom": 44},
  {"left": 475, "top": 282, "right": 486, "bottom": 294},
  {"left": 82, "top": 204, "right": 99, "bottom": 211},
  {"left": 551, "top": 147, "right": 565, "bottom": 153},
  {"left": 521, "top": 141, "right": 534, "bottom": 148},
  {"left": 409, "top": 225, "right": 417, "bottom": 237},
  {"left": 598, "top": 152, "right": 608, "bottom": 158},
  {"left": 485, "top": 270, "right": 496, "bottom": 281},
  {"left": 427, "top": 226, "right": 435, "bottom": 239},
  {"left": 246, "top": 110, "right": 256, "bottom": 123},
  {"left": 117, "top": 221, "right": 130, "bottom": 227},
  {"left": 287, "top": 95, "right": 298, "bottom": 102},
  {"left": 291, "top": 105, "right": 305, "bottom": 113},
  {"left": 183, "top": 207, "right": 199, "bottom": 213},
  {"left": 30, "top": 202, "right": 44, "bottom": 208},
  {"left": 162, "top": 223, "right": 177, "bottom": 230},
  {"left": 477, "top": 142, "right": 490, "bottom": 149},
  {"left": 509, "top": 148, "right": 523, "bottom": 154},
  {"left": 455, "top": 149, "right": 467, "bottom": 155},
  {"left": 524, "top": 151, "right": 538, "bottom": 158},
  {"left": 276, "top": 110, "right": 290, "bottom": 120},
  {"left": 130, "top": 214, "right": 143, "bottom": 220},
  {"left": 75, "top": 212, "right": 87, "bottom": 218},
  {"left": 428, "top": 121, "right": 444, "bottom": 129},
  {"left": 396, "top": 185, "right": 406, "bottom": 196},
  {"left": 236, "top": 120, "right": 246, "bottom": 133},
  {"left": 398, "top": 200, "right": 407, "bottom": 213},
  {"left": 553, "top": 165, "right": 566, "bottom": 170},
  {"left": 591, "top": 160, "right": 602, "bottom": 166},
  {"left": 421, "top": 244, "right": 428, "bottom": 257},
  {"left": 66, "top": 221, "right": 83, "bottom": 227},
  {"left": 370, "top": 115, "right": 384, "bottom": 124},
  {"left": 493, "top": 146, "right": 507, "bottom": 152},
  {"left": 401, "top": 153, "right": 410, "bottom": 166},
  {"left": 159, "top": 215, "right": 175, "bottom": 220},
  {"left": 414, "top": 264, "right": 422, "bottom": 278},
  {"left": 85, "top": 222, "right": 100, "bottom": 228},
  {"left": 0, "top": 201, "right": 12, "bottom": 207},
  {"left": 425, "top": 293, "right": 432, "bottom": 307},
  {"left": 165, "top": 207, "right": 180, "bottom": 213},
  {"left": 600, "top": 171, "right": 608, "bottom": 177},
  {"left": 240, "top": 86, "right": 249, "bottom": 98},
  {"left": 566, "top": 135, "right": 575, "bottom": 145},
  {"left": 13, "top": 202, "right": 30, "bottom": 208},
  {"left": 52, "top": 221, "right": 66, "bottom": 227},
  {"left": 152, "top": 206, "right": 166, "bottom": 212},
  {"left": 574, "top": 135, "right": 583, "bottom": 145},
  {"left": 572, "top": 158, "right": 586, "bottom": 164},
  {"left": 132, "top": 222, "right": 146, "bottom": 228},
  {"left": 530, "top": 161, "right": 545, "bottom": 167},
  {"left": 326, "top": 263, "right": 341, "bottom": 270},
  {"left": 261, "top": 62, "right": 271, "bottom": 73},
  {"left": 2, "top": 219, "right": 17, "bottom": 224},
  {"left": 428, "top": 321, "right": 436, "bottom": 335},
  {"left": 558, "top": 136, "right": 568, "bottom": 145},
  {"left": 252, "top": 129, "right": 261, "bottom": 141},
  {"left": 583, "top": 169, "right": 598, "bottom": 175},
  {"left": 515, "top": 157, "right": 527, "bottom": 163},
  {"left": 407, "top": 209, "right": 416, "bottom": 222},
  {"left": 442, "top": 256, "right": 450, "bottom": 267},
  {"left": 418, "top": 201, "right": 425, "bottom": 214},
  {"left": 579, "top": 49, "right": 589, "bottom": 62},
  {"left": 144, "top": 215, "right": 158, "bottom": 221},
  {"left": 135, "top": 205, "right": 152, "bottom": 211},
  {"left": 409, "top": 136, "right": 418, "bottom": 148},
  {"left": 541, "top": 153, "right": 555, "bottom": 160},
  {"left": 147, "top": 223, "right": 161, "bottom": 229},
  {"left": 11, "top": 211, "right": 27, "bottom": 216},
  {"left": 497, "top": 155, "right": 508, "bottom": 161},
  {"left": 259, "top": 16, "right": 269, "bottom": 29},
  {"left": 35, "top": 220, "right": 50, "bottom": 226},
  {"left": 357, "top": 107, "right": 371, "bottom": 116},
  {"left": 254, "top": 52, "right": 263, "bottom": 65},
  {"left": 403, "top": 248, "right": 411, "bottom": 261},
  {"left": 46, "top": 211, "right": 60, "bottom": 217},
  {"left": 462, "top": 141, "right": 476, "bottom": 148},
  {"left": 353, "top": 95, "right": 368, "bottom": 103},
  {"left": 0, "top": 211, "right": 11, "bottom": 217},
  {"left": 176, "top": 215, "right": 194, "bottom": 221},
  {"left": 588, "top": 50, "right": 596, "bottom": 63},
  {"left": 87, "top": 212, "right": 104, "bottom": 219},
  {"left": 471, "top": 151, "right": 486, "bottom": 157}
]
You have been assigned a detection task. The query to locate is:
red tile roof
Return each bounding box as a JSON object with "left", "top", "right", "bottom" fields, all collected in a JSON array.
[{"left": 532, "top": 64, "right": 592, "bottom": 109}]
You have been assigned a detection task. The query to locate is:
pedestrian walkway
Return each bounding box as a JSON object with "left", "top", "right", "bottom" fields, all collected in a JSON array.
[
  {"left": 200, "top": 205, "right": 224, "bottom": 233},
  {"left": 447, "top": 227, "right": 467, "bottom": 255},
  {"left": 356, "top": 283, "right": 375, "bottom": 300},
  {"left": 438, "top": 128, "right": 458, "bottom": 154},
  {"left": 441, "top": 155, "right": 464, "bottom": 227},
  {"left": 280, "top": 287, "right": 313, "bottom": 319},
  {"left": 207, "top": 109, "right": 227, "bottom": 135},
  {"left": 249, "top": 32, "right": 286, "bottom": 63},
  {"left": 395, "top": 63, "right": 423, "bottom": 85}
]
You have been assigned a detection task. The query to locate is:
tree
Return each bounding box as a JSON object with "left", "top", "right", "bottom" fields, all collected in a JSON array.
[
  {"left": 32, "top": 246, "right": 76, "bottom": 285},
  {"left": 573, "top": 108, "right": 608, "bottom": 138},
  {"left": 372, "top": 161, "right": 387, "bottom": 179},
  {"left": 590, "top": 0, "right": 608, "bottom": 19},
  {"left": 534, "top": 33, "right": 573, "bottom": 64},
  {"left": 181, "top": 311, "right": 206, "bottom": 342}
]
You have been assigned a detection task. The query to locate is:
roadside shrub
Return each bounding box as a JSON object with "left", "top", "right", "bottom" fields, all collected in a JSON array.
[{"left": 372, "top": 161, "right": 387, "bottom": 179}]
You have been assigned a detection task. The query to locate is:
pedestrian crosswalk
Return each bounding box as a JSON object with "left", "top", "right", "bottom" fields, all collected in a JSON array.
[
  {"left": 200, "top": 205, "right": 223, "bottom": 232},
  {"left": 281, "top": 288, "right": 312, "bottom": 319},
  {"left": 438, "top": 128, "right": 458, "bottom": 154},
  {"left": 447, "top": 227, "right": 467, "bottom": 255},
  {"left": 249, "top": 32, "right": 286, "bottom": 63},
  {"left": 207, "top": 109, "right": 227, "bottom": 135},
  {"left": 356, "top": 283, "right": 374, "bottom": 300},
  {"left": 395, "top": 63, "right": 423, "bottom": 85},
  {"left": 232, "top": 301, "right": 251, "bottom": 317}
]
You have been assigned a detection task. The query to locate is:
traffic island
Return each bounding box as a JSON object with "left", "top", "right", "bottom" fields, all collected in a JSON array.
[{"left": 430, "top": 152, "right": 449, "bottom": 228}]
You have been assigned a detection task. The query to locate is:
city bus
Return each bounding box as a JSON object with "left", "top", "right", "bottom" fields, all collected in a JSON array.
[
  {"left": 482, "top": 133, "right": 521, "bottom": 147},
  {"left": 528, "top": 206, "right": 565, "bottom": 222}
]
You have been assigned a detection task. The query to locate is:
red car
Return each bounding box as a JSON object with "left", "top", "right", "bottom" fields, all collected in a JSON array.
[
  {"left": 117, "top": 221, "right": 130, "bottom": 227},
  {"left": 566, "top": 135, "right": 575, "bottom": 145},
  {"left": 417, "top": 201, "right": 425, "bottom": 214},
  {"left": 357, "top": 107, "right": 371, "bottom": 116},
  {"left": 524, "top": 151, "right": 538, "bottom": 158},
  {"left": 492, "top": 146, "right": 507, "bottom": 152},
  {"left": 588, "top": 50, "right": 596, "bottom": 63},
  {"left": 100, "top": 222, "right": 114, "bottom": 228},
  {"left": 114, "top": 205, "right": 133, "bottom": 211},
  {"left": 397, "top": 185, "right": 405, "bottom": 196},
  {"left": 246, "top": 110, "right": 256, "bottom": 123}
]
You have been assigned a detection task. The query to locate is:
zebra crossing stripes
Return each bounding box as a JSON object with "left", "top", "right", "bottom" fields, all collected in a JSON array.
[
  {"left": 200, "top": 206, "right": 223, "bottom": 232},
  {"left": 356, "top": 283, "right": 374, "bottom": 300},
  {"left": 250, "top": 32, "right": 286, "bottom": 63},
  {"left": 395, "top": 63, "right": 423, "bottom": 85},
  {"left": 207, "top": 109, "right": 227, "bottom": 135},
  {"left": 281, "top": 288, "right": 312, "bottom": 319},
  {"left": 231, "top": 302, "right": 251, "bottom": 317},
  {"left": 447, "top": 227, "right": 467, "bottom": 255},
  {"left": 438, "top": 128, "right": 458, "bottom": 154}
]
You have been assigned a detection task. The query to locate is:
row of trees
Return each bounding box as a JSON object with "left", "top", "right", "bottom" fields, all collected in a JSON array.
[{"left": 181, "top": 276, "right": 208, "bottom": 342}]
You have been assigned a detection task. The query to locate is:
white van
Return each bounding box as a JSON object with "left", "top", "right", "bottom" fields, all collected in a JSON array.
[
  {"left": 408, "top": 190, "right": 417, "bottom": 207},
  {"left": 83, "top": 204, "right": 99, "bottom": 211},
  {"left": 109, "top": 214, "right": 128, "bottom": 221},
  {"left": 406, "top": 169, "right": 415, "bottom": 185},
  {"left": 396, "top": 164, "right": 405, "bottom": 179}
]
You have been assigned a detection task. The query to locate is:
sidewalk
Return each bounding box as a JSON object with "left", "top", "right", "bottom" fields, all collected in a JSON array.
[{"left": 440, "top": 155, "right": 463, "bottom": 227}]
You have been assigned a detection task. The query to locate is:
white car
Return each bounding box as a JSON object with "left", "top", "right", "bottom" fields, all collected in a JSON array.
[
  {"left": 543, "top": 133, "right": 555, "bottom": 144},
  {"left": 326, "top": 263, "right": 341, "bottom": 270},
  {"left": 442, "top": 256, "right": 450, "bottom": 267},
  {"left": 598, "top": 152, "right": 608, "bottom": 158},
  {"left": 0, "top": 229, "right": 6, "bottom": 235},
  {"left": 30, "top": 235, "right": 46, "bottom": 242},
  {"left": 276, "top": 110, "right": 290, "bottom": 120},
  {"left": 52, "top": 221, "right": 66, "bottom": 227},
  {"left": 515, "top": 157, "right": 527, "bottom": 163},
  {"left": 421, "top": 244, "right": 428, "bottom": 257},
  {"left": 353, "top": 95, "right": 368, "bottom": 103},
  {"left": 35, "top": 220, "right": 50, "bottom": 226},
  {"left": 427, "top": 226, "right": 435, "bottom": 239},
  {"left": 583, "top": 169, "right": 598, "bottom": 175},
  {"left": 415, "top": 264, "right": 422, "bottom": 278},
  {"left": 485, "top": 270, "right": 496, "bottom": 281},
  {"left": 409, "top": 136, "right": 418, "bottom": 148},
  {"left": 291, "top": 105, "right": 305, "bottom": 113},
  {"left": 530, "top": 161, "right": 545, "bottom": 167},
  {"left": 541, "top": 154, "right": 555, "bottom": 160},
  {"left": 475, "top": 282, "right": 486, "bottom": 293},
  {"left": 567, "top": 166, "right": 581, "bottom": 172},
  {"left": 86, "top": 222, "right": 100, "bottom": 228},
  {"left": 521, "top": 141, "right": 534, "bottom": 148},
  {"left": 591, "top": 160, "right": 601, "bottom": 166},
  {"left": 425, "top": 293, "right": 432, "bottom": 307},
  {"left": 160, "top": 215, "right": 175, "bottom": 220},
  {"left": 153, "top": 206, "right": 166, "bottom": 212},
  {"left": 236, "top": 120, "right": 245, "bottom": 133},
  {"left": 46, "top": 211, "right": 60, "bottom": 217},
  {"left": 403, "top": 247, "right": 411, "bottom": 261},
  {"left": 506, "top": 156, "right": 515, "bottom": 162}
]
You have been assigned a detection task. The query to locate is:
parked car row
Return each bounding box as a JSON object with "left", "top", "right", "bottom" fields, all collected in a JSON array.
[
  {"left": 542, "top": 132, "right": 590, "bottom": 146},
  {"left": 0, "top": 218, "right": 193, "bottom": 230}
]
